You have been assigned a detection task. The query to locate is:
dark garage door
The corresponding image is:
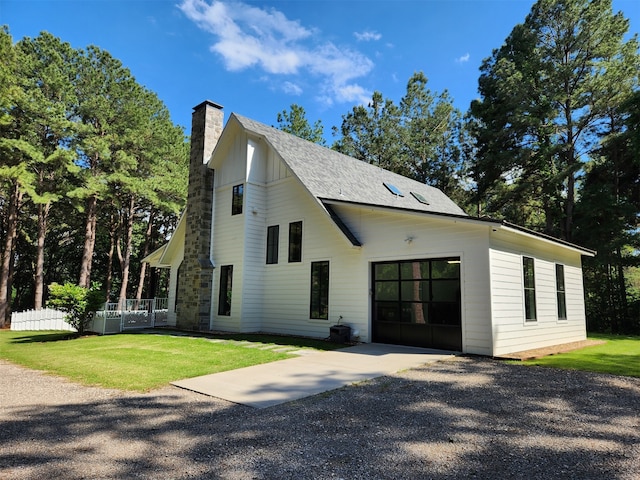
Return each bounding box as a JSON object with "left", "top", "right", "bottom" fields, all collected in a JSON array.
[{"left": 372, "top": 258, "right": 462, "bottom": 351}]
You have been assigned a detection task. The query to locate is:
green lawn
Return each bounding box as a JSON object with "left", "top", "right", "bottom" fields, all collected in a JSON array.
[
  {"left": 0, "top": 329, "right": 342, "bottom": 391},
  {"left": 520, "top": 334, "right": 640, "bottom": 377}
]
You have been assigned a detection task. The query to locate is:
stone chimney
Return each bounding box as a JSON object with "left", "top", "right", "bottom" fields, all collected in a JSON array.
[{"left": 177, "top": 100, "right": 224, "bottom": 330}]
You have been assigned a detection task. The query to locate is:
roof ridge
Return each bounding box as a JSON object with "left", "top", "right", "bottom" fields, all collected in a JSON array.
[{"left": 230, "top": 112, "right": 468, "bottom": 217}]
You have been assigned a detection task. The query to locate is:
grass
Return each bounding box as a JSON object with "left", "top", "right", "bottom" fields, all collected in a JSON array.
[
  {"left": 0, "top": 329, "right": 344, "bottom": 391},
  {"left": 520, "top": 334, "right": 640, "bottom": 377}
]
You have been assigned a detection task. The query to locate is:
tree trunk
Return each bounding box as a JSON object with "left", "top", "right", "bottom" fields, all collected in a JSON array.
[
  {"left": 117, "top": 196, "right": 136, "bottom": 305},
  {"left": 135, "top": 210, "right": 155, "bottom": 301},
  {"left": 565, "top": 172, "right": 575, "bottom": 242},
  {"left": 104, "top": 213, "right": 116, "bottom": 302},
  {"left": 78, "top": 195, "right": 98, "bottom": 288},
  {"left": 615, "top": 247, "right": 629, "bottom": 333},
  {"left": 0, "top": 183, "right": 22, "bottom": 327},
  {"left": 34, "top": 201, "right": 51, "bottom": 310}
]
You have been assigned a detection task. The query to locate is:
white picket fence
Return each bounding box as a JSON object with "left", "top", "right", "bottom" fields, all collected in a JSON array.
[
  {"left": 10, "top": 308, "right": 76, "bottom": 332},
  {"left": 10, "top": 298, "right": 169, "bottom": 334}
]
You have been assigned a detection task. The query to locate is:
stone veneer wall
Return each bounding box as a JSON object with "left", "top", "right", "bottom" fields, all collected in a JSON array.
[{"left": 176, "top": 100, "right": 224, "bottom": 330}]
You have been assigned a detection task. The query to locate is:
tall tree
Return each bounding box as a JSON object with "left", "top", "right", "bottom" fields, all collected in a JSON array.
[
  {"left": 333, "top": 74, "right": 466, "bottom": 200},
  {"left": 333, "top": 91, "right": 406, "bottom": 175},
  {"left": 0, "top": 29, "right": 188, "bottom": 318},
  {"left": 70, "top": 46, "right": 142, "bottom": 288},
  {"left": 276, "top": 104, "right": 326, "bottom": 145},
  {"left": 574, "top": 91, "right": 640, "bottom": 333},
  {"left": 16, "top": 33, "right": 79, "bottom": 309},
  {"left": 469, "top": 0, "right": 640, "bottom": 241},
  {"left": 399, "top": 72, "right": 465, "bottom": 200},
  {"left": 0, "top": 27, "right": 34, "bottom": 326}
]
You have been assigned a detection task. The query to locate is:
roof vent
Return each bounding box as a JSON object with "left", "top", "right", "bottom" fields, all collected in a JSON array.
[{"left": 383, "top": 182, "right": 404, "bottom": 197}]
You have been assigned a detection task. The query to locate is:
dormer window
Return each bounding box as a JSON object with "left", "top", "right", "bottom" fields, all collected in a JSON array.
[
  {"left": 232, "top": 184, "right": 243, "bottom": 215},
  {"left": 383, "top": 182, "right": 404, "bottom": 197}
]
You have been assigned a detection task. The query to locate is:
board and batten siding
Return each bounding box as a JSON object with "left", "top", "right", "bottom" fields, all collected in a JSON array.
[{"left": 489, "top": 229, "right": 587, "bottom": 356}]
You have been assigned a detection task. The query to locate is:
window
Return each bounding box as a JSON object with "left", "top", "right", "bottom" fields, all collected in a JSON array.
[
  {"left": 383, "top": 182, "right": 404, "bottom": 197},
  {"left": 556, "top": 264, "right": 567, "bottom": 320},
  {"left": 232, "top": 184, "right": 243, "bottom": 215},
  {"left": 310, "top": 261, "right": 329, "bottom": 319},
  {"left": 288, "top": 221, "right": 302, "bottom": 263},
  {"left": 410, "top": 191, "right": 429, "bottom": 205},
  {"left": 523, "top": 257, "right": 536, "bottom": 321},
  {"left": 266, "top": 225, "right": 279, "bottom": 264},
  {"left": 218, "top": 265, "right": 233, "bottom": 316}
]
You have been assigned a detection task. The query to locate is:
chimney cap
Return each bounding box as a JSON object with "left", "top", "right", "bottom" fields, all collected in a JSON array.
[{"left": 193, "top": 100, "right": 223, "bottom": 112}]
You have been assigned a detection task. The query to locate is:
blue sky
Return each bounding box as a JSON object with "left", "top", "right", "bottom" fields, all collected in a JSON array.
[{"left": 2, "top": 0, "right": 639, "bottom": 140}]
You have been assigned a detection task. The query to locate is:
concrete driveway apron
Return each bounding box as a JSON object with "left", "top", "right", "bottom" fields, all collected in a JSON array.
[{"left": 171, "top": 343, "right": 455, "bottom": 409}]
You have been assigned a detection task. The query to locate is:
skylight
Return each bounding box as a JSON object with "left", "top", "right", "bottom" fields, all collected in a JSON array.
[
  {"left": 383, "top": 182, "right": 404, "bottom": 197},
  {"left": 411, "top": 191, "right": 429, "bottom": 205}
]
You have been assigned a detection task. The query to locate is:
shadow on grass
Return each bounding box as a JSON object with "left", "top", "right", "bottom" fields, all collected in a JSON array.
[
  {"left": 7, "top": 332, "right": 78, "bottom": 344},
  {"left": 134, "top": 328, "right": 346, "bottom": 351},
  {"left": 3, "top": 328, "right": 346, "bottom": 350}
]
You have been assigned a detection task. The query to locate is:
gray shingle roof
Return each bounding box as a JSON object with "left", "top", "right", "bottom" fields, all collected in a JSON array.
[{"left": 232, "top": 113, "right": 468, "bottom": 217}]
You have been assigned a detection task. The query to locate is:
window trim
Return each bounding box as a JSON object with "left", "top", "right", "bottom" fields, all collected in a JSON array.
[
  {"left": 266, "top": 225, "right": 279, "bottom": 265},
  {"left": 310, "top": 261, "right": 330, "bottom": 320},
  {"left": 556, "top": 264, "right": 567, "bottom": 321},
  {"left": 522, "top": 256, "right": 537, "bottom": 322},
  {"left": 231, "top": 184, "right": 244, "bottom": 215},
  {"left": 288, "top": 220, "right": 303, "bottom": 263}
]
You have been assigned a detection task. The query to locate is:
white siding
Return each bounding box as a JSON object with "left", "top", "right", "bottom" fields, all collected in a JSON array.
[
  {"left": 210, "top": 134, "right": 248, "bottom": 332},
  {"left": 226, "top": 161, "right": 496, "bottom": 354},
  {"left": 489, "top": 229, "right": 587, "bottom": 356},
  {"left": 259, "top": 177, "right": 363, "bottom": 339},
  {"left": 241, "top": 139, "right": 267, "bottom": 331},
  {"left": 199, "top": 125, "right": 588, "bottom": 357},
  {"left": 334, "top": 205, "right": 493, "bottom": 355}
]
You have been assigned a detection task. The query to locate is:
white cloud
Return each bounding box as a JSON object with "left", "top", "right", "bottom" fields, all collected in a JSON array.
[
  {"left": 179, "top": 0, "right": 373, "bottom": 104},
  {"left": 456, "top": 53, "right": 470, "bottom": 64},
  {"left": 354, "top": 30, "right": 381, "bottom": 42},
  {"left": 282, "top": 81, "right": 303, "bottom": 96}
]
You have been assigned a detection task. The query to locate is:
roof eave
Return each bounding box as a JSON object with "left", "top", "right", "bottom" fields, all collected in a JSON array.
[
  {"left": 320, "top": 198, "right": 596, "bottom": 256},
  {"left": 142, "top": 244, "right": 170, "bottom": 268},
  {"left": 498, "top": 222, "right": 596, "bottom": 257}
]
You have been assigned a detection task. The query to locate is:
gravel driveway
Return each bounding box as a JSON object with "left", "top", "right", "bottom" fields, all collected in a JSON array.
[{"left": 1, "top": 356, "right": 638, "bottom": 479}]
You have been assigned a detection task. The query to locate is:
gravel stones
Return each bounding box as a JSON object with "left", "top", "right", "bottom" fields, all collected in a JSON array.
[{"left": 1, "top": 357, "right": 638, "bottom": 479}]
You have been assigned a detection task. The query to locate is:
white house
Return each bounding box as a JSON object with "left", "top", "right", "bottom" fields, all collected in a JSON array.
[{"left": 144, "top": 101, "right": 595, "bottom": 357}]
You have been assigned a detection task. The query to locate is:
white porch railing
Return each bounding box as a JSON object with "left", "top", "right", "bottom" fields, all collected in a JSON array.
[
  {"left": 90, "top": 298, "right": 169, "bottom": 335},
  {"left": 10, "top": 298, "right": 169, "bottom": 335}
]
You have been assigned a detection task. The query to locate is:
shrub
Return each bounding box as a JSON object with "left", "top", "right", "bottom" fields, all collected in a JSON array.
[{"left": 46, "top": 282, "right": 104, "bottom": 336}]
